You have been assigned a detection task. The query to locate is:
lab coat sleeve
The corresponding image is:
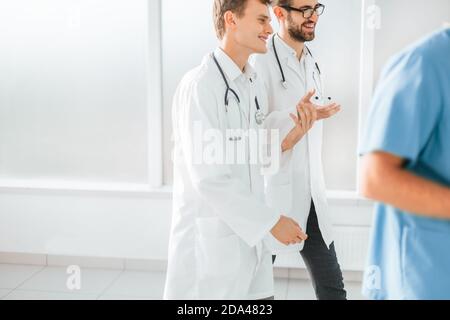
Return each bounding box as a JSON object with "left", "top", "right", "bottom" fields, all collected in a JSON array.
[{"left": 177, "top": 79, "right": 280, "bottom": 248}]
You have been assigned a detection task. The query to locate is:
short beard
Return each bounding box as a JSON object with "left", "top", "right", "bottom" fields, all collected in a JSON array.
[{"left": 287, "top": 13, "right": 315, "bottom": 43}]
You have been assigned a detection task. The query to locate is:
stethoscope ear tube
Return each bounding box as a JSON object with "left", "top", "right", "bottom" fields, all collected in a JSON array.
[
  {"left": 273, "top": 35, "right": 287, "bottom": 88},
  {"left": 212, "top": 53, "right": 240, "bottom": 107},
  {"left": 212, "top": 52, "right": 266, "bottom": 128},
  {"left": 273, "top": 35, "right": 330, "bottom": 102},
  {"left": 273, "top": 34, "right": 323, "bottom": 85}
]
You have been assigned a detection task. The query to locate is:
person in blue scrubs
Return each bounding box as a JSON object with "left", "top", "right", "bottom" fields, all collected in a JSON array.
[{"left": 359, "top": 27, "right": 450, "bottom": 300}]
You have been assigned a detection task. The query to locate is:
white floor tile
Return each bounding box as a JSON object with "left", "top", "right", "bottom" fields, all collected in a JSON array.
[
  {"left": 102, "top": 271, "right": 166, "bottom": 299},
  {"left": 0, "top": 263, "right": 364, "bottom": 300},
  {"left": 17, "top": 266, "right": 122, "bottom": 295},
  {"left": 3, "top": 290, "right": 98, "bottom": 300},
  {"left": 0, "top": 289, "right": 12, "bottom": 299},
  {"left": 286, "top": 279, "right": 316, "bottom": 300},
  {"left": 98, "top": 294, "right": 152, "bottom": 300},
  {"left": 274, "top": 278, "right": 288, "bottom": 300},
  {"left": 46, "top": 255, "right": 124, "bottom": 270},
  {"left": 0, "top": 264, "right": 44, "bottom": 289},
  {"left": 345, "top": 281, "right": 365, "bottom": 300},
  {"left": 286, "top": 279, "right": 365, "bottom": 300}
]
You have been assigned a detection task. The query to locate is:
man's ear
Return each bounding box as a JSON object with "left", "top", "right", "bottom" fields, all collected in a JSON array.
[
  {"left": 224, "top": 10, "right": 237, "bottom": 31},
  {"left": 273, "top": 6, "right": 285, "bottom": 20}
]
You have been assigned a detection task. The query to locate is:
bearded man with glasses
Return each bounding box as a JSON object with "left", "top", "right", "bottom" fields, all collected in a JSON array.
[{"left": 251, "top": 0, "right": 346, "bottom": 300}]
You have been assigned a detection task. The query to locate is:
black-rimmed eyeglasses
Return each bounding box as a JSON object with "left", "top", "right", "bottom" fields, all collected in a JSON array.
[{"left": 280, "top": 3, "right": 325, "bottom": 19}]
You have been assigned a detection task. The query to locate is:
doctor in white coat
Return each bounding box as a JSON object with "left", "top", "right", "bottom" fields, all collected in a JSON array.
[
  {"left": 251, "top": 0, "right": 346, "bottom": 300},
  {"left": 164, "top": 0, "right": 318, "bottom": 300}
]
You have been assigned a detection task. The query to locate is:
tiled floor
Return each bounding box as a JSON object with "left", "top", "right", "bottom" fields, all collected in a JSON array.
[{"left": 0, "top": 264, "right": 364, "bottom": 300}]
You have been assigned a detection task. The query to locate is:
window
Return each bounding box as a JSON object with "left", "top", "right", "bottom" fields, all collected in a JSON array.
[{"left": 0, "top": 0, "right": 162, "bottom": 191}]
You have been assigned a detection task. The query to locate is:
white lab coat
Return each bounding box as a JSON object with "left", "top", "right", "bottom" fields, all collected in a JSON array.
[
  {"left": 164, "top": 48, "right": 283, "bottom": 300},
  {"left": 251, "top": 34, "right": 334, "bottom": 254}
]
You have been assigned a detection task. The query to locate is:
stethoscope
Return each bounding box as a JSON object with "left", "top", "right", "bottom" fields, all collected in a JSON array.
[
  {"left": 272, "top": 35, "right": 332, "bottom": 104},
  {"left": 211, "top": 53, "right": 266, "bottom": 130}
]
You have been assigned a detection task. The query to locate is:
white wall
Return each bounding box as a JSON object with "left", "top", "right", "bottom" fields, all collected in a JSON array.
[
  {"left": 311, "top": 0, "right": 362, "bottom": 191},
  {"left": 0, "top": 189, "right": 172, "bottom": 260},
  {"left": 373, "top": 0, "right": 450, "bottom": 84}
]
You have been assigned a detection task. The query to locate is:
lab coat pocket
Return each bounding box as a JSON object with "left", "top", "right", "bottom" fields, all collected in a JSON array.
[
  {"left": 401, "top": 225, "right": 450, "bottom": 299},
  {"left": 195, "top": 217, "right": 241, "bottom": 278}
]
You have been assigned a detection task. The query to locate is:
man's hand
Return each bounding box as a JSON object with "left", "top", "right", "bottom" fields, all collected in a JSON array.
[
  {"left": 271, "top": 215, "right": 308, "bottom": 246},
  {"left": 281, "top": 90, "right": 341, "bottom": 152},
  {"left": 281, "top": 90, "right": 317, "bottom": 152},
  {"left": 316, "top": 102, "right": 341, "bottom": 120}
]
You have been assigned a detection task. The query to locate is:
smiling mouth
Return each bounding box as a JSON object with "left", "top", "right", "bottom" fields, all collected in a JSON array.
[
  {"left": 302, "top": 22, "right": 315, "bottom": 31},
  {"left": 258, "top": 36, "right": 268, "bottom": 42}
]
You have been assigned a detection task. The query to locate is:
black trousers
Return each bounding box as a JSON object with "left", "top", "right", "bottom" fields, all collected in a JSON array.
[{"left": 273, "top": 201, "right": 347, "bottom": 300}]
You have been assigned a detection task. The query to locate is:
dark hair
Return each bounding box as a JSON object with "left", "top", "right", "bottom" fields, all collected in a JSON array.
[
  {"left": 213, "top": 0, "right": 272, "bottom": 39},
  {"left": 271, "top": 0, "right": 290, "bottom": 7}
]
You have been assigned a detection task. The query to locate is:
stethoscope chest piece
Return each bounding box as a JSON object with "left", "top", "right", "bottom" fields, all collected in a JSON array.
[
  {"left": 255, "top": 110, "right": 266, "bottom": 126},
  {"left": 254, "top": 97, "right": 266, "bottom": 126}
]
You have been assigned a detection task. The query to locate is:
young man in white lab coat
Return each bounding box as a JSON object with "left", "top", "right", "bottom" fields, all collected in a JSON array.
[
  {"left": 164, "top": 0, "right": 324, "bottom": 300},
  {"left": 251, "top": 0, "right": 346, "bottom": 300}
]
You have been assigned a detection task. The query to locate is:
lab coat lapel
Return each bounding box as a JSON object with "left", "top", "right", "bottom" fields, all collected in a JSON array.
[
  {"left": 285, "top": 56, "right": 307, "bottom": 87},
  {"left": 304, "top": 54, "right": 316, "bottom": 92},
  {"left": 305, "top": 54, "right": 321, "bottom": 194},
  {"left": 273, "top": 36, "right": 305, "bottom": 86}
]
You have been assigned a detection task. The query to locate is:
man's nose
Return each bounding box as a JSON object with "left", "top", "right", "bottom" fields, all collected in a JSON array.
[
  {"left": 309, "top": 12, "right": 319, "bottom": 22},
  {"left": 266, "top": 23, "right": 273, "bottom": 35}
]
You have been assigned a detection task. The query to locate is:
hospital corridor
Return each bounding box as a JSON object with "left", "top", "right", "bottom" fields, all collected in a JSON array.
[{"left": 0, "top": 0, "right": 449, "bottom": 303}]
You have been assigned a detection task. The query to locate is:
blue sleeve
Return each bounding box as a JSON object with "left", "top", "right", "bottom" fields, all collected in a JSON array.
[{"left": 359, "top": 49, "right": 442, "bottom": 163}]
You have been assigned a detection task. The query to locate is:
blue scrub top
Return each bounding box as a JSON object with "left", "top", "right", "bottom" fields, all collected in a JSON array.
[{"left": 360, "top": 28, "right": 450, "bottom": 300}]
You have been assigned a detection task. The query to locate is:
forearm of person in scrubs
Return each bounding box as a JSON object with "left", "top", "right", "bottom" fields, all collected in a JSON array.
[{"left": 360, "top": 152, "right": 450, "bottom": 219}]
